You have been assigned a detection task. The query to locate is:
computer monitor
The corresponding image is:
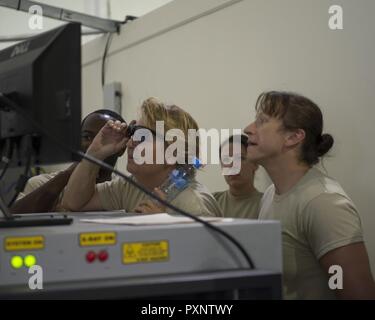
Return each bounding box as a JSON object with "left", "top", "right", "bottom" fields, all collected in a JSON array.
[
  {"left": 0, "top": 23, "right": 81, "bottom": 227},
  {"left": 0, "top": 22, "right": 81, "bottom": 166}
]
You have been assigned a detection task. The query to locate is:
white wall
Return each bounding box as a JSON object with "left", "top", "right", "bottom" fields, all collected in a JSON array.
[
  {"left": 109, "top": 0, "right": 174, "bottom": 20},
  {"left": 81, "top": 0, "right": 375, "bottom": 273},
  {"left": 0, "top": 0, "right": 174, "bottom": 50},
  {"left": 0, "top": 0, "right": 90, "bottom": 50}
]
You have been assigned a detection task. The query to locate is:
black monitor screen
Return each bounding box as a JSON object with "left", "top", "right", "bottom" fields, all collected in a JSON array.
[{"left": 0, "top": 23, "right": 81, "bottom": 167}]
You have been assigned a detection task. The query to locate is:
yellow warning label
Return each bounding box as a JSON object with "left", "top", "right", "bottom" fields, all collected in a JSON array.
[
  {"left": 5, "top": 236, "right": 44, "bottom": 251},
  {"left": 123, "top": 240, "right": 169, "bottom": 264},
  {"left": 80, "top": 232, "right": 116, "bottom": 247}
]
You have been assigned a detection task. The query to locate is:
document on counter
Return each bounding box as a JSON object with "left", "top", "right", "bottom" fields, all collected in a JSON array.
[{"left": 80, "top": 213, "right": 233, "bottom": 225}]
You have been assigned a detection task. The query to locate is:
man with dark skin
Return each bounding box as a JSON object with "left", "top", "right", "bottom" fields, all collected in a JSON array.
[{"left": 10, "top": 109, "right": 126, "bottom": 214}]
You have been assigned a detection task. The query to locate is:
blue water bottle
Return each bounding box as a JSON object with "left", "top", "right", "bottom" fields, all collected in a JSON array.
[{"left": 157, "top": 157, "right": 202, "bottom": 202}]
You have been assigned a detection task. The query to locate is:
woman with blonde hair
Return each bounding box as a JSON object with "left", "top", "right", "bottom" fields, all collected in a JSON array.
[{"left": 62, "top": 98, "right": 222, "bottom": 217}]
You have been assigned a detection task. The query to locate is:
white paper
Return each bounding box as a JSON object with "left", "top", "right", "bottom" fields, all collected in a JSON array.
[{"left": 80, "top": 213, "right": 233, "bottom": 225}]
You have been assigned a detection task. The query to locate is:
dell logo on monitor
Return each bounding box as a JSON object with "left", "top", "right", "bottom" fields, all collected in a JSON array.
[{"left": 10, "top": 41, "right": 31, "bottom": 58}]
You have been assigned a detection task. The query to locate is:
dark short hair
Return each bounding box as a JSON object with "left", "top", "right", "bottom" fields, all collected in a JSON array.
[
  {"left": 255, "top": 91, "right": 334, "bottom": 165},
  {"left": 219, "top": 134, "right": 248, "bottom": 156},
  {"left": 81, "top": 109, "right": 125, "bottom": 126}
]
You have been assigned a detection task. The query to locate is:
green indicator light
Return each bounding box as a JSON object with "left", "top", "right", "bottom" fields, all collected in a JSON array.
[
  {"left": 11, "top": 256, "right": 23, "bottom": 269},
  {"left": 24, "top": 255, "right": 37, "bottom": 268}
]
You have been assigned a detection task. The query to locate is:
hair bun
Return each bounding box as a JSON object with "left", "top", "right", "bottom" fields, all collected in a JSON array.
[{"left": 317, "top": 133, "right": 334, "bottom": 157}]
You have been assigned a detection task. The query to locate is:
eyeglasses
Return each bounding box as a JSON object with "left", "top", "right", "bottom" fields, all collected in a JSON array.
[
  {"left": 126, "top": 124, "right": 157, "bottom": 138},
  {"left": 126, "top": 124, "right": 161, "bottom": 145}
]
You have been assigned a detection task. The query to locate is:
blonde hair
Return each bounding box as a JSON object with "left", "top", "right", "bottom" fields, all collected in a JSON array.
[{"left": 140, "top": 97, "right": 200, "bottom": 166}]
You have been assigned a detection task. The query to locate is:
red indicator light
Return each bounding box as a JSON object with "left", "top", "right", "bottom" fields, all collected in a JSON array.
[
  {"left": 98, "top": 250, "right": 108, "bottom": 262},
  {"left": 86, "top": 251, "right": 96, "bottom": 263}
]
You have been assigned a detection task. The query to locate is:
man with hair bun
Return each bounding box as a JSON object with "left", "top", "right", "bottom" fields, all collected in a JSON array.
[{"left": 244, "top": 91, "right": 375, "bottom": 299}]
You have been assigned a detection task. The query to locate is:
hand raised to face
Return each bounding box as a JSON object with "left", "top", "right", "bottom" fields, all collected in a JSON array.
[{"left": 86, "top": 120, "right": 129, "bottom": 160}]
